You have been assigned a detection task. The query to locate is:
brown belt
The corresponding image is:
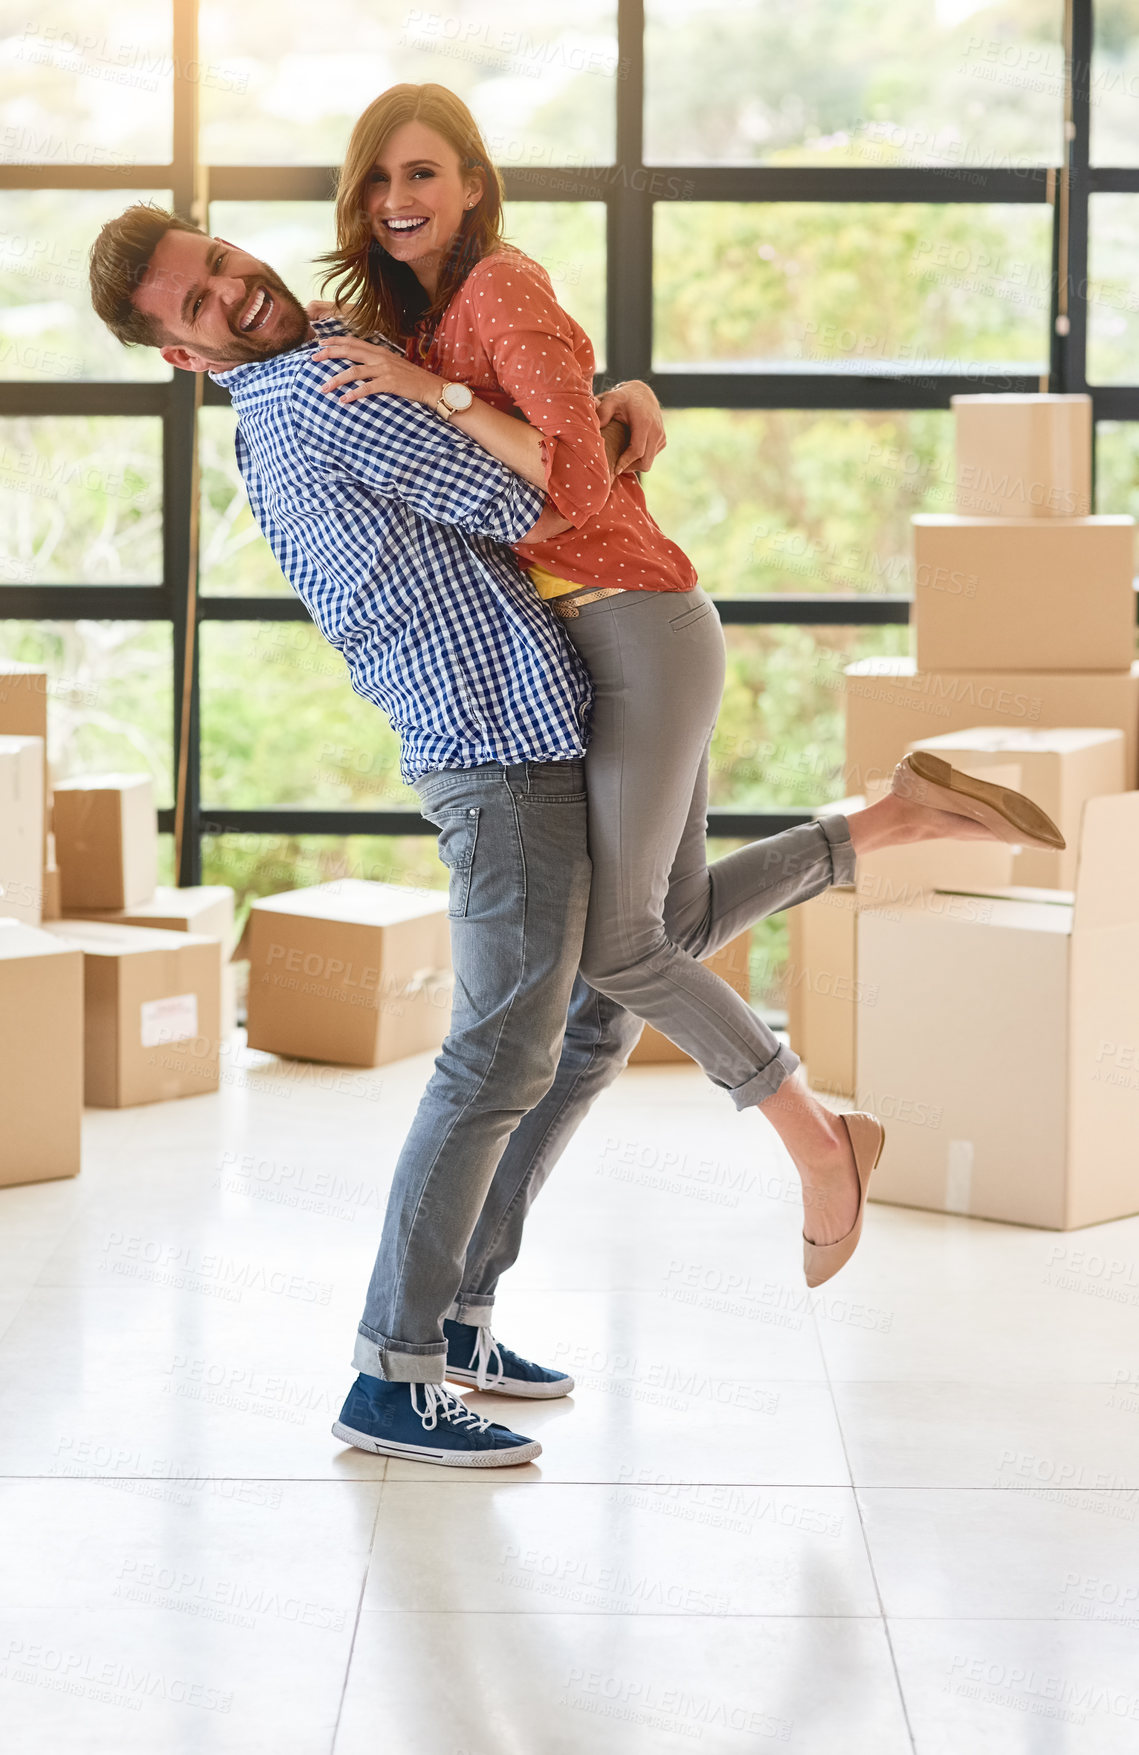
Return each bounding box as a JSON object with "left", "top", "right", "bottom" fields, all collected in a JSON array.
[{"left": 550, "top": 586, "right": 627, "bottom": 619}]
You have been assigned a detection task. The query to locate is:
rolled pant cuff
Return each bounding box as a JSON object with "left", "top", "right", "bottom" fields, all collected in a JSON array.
[
  {"left": 445, "top": 1298, "right": 494, "bottom": 1327},
  {"left": 352, "top": 1328, "right": 446, "bottom": 1384},
  {"left": 817, "top": 813, "right": 856, "bottom": 888},
  {"left": 730, "top": 1041, "right": 800, "bottom": 1111}
]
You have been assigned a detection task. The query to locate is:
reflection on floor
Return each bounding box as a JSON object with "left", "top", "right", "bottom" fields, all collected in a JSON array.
[{"left": 1, "top": 1035, "right": 1137, "bottom": 1753}]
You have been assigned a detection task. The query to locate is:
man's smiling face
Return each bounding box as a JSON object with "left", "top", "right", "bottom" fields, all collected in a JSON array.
[{"left": 134, "top": 228, "right": 311, "bottom": 372}]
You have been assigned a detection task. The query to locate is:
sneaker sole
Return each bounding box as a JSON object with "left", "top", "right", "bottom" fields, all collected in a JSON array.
[
  {"left": 331, "top": 1420, "right": 542, "bottom": 1468},
  {"left": 445, "top": 1367, "right": 574, "bottom": 1400}
]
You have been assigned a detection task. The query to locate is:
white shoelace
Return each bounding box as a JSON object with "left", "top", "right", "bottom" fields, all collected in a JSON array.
[
  {"left": 410, "top": 1381, "right": 493, "bottom": 1434},
  {"left": 468, "top": 1325, "right": 506, "bottom": 1391}
]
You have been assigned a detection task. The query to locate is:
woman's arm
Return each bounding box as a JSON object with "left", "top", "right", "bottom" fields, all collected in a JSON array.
[{"left": 313, "top": 338, "right": 552, "bottom": 489}]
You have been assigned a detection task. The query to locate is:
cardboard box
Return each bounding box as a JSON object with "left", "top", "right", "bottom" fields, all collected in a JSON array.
[
  {"left": 0, "top": 919, "right": 83, "bottom": 1186},
  {"left": 951, "top": 393, "right": 1092, "bottom": 519},
  {"left": 43, "top": 920, "right": 221, "bottom": 1107},
  {"left": 66, "top": 884, "right": 238, "bottom": 1037},
  {"left": 53, "top": 774, "right": 158, "bottom": 912},
  {"left": 68, "top": 883, "right": 235, "bottom": 948},
  {"left": 246, "top": 880, "right": 452, "bottom": 1067},
  {"left": 787, "top": 886, "right": 859, "bottom": 1097},
  {"left": 910, "top": 727, "right": 1126, "bottom": 890},
  {"left": 627, "top": 930, "right": 752, "bottom": 1065},
  {"left": 843, "top": 657, "right": 1139, "bottom": 795},
  {"left": 786, "top": 778, "right": 1019, "bottom": 1097},
  {"left": 857, "top": 791, "right": 1139, "bottom": 1230},
  {"left": 41, "top": 834, "right": 61, "bottom": 922},
  {"left": 912, "top": 515, "right": 1135, "bottom": 674},
  {"left": 0, "top": 665, "right": 50, "bottom": 860},
  {"left": 0, "top": 735, "right": 44, "bottom": 926},
  {"left": 0, "top": 663, "right": 48, "bottom": 743}
]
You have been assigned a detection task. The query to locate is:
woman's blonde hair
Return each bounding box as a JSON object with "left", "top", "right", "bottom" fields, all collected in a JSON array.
[{"left": 320, "top": 83, "right": 505, "bottom": 342}]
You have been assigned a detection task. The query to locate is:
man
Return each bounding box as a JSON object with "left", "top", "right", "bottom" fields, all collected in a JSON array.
[{"left": 89, "top": 204, "right": 656, "bottom": 1467}]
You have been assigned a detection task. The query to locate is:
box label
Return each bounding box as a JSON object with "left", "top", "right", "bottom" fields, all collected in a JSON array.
[{"left": 140, "top": 992, "right": 199, "bottom": 1047}]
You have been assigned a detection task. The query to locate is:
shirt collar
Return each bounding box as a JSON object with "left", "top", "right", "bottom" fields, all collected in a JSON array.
[{"left": 208, "top": 316, "right": 347, "bottom": 389}]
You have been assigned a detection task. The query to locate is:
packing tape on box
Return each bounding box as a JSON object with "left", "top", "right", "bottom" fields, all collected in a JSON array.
[{"left": 945, "top": 1139, "right": 974, "bottom": 1215}]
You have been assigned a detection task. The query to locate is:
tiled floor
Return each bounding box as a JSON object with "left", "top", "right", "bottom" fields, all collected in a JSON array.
[{"left": 3, "top": 1036, "right": 1139, "bottom": 1752}]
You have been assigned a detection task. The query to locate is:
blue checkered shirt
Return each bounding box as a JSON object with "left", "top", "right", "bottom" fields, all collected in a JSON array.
[{"left": 212, "top": 319, "right": 591, "bottom": 782}]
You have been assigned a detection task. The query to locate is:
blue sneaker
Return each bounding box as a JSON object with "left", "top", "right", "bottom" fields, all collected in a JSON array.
[
  {"left": 443, "top": 1319, "right": 574, "bottom": 1400},
  {"left": 332, "top": 1375, "right": 541, "bottom": 1468}
]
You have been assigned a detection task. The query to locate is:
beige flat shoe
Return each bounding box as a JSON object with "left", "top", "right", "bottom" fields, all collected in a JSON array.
[
  {"left": 803, "top": 1112, "right": 885, "bottom": 1289},
  {"left": 890, "top": 750, "right": 1065, "bottom": 851}
]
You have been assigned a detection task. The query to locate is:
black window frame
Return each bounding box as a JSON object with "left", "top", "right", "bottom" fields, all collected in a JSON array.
[{"left": 0, "top": 0, "right": 1121, "bottom": 879}]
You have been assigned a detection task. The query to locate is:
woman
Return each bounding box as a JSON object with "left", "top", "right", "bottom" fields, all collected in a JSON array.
[{"left": 309, "top": 84, "right": 1064, "bottom": 1284}]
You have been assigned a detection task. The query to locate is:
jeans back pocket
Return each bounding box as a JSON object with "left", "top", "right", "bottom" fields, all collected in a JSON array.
[{"left": 427, "top": 806, "right": 481, "bottom": 918}]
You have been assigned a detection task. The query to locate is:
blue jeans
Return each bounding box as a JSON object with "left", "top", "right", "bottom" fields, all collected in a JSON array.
[
  {"left": 352, "top": 754, "right": 855, "bottom": 1384},
  {"left": 353, "top": 758, "right": 642, "bottom": 1382}
]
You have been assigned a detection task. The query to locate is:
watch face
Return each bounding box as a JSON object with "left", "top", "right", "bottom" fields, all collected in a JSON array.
[{"left": 444, "top": 382, "right": 474, "bottom": 412}]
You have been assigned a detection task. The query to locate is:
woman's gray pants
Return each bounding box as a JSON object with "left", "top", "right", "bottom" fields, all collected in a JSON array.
[{"left": 562, "top": 585, "right": 855, "bottom": 1110}]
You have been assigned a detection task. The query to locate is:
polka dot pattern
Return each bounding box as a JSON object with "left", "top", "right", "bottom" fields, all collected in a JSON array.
[{"left": 408, "top": 247, "right": 697, "bottom": 596}]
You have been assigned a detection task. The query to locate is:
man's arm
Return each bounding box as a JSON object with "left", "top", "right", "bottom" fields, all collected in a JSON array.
[
  {"left": 519, "top": 418, "right": 629, "bottom": 542},
  {"left": 291, "top": 361, "right": 548, "bottom": 545},
  {"left": 594, "top": 381, "right": 666, "bottom": 474}
]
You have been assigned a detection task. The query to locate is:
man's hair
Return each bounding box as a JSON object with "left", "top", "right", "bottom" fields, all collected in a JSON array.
[{"left": 89, "top": 203, "right": 206, "bottom": 346}]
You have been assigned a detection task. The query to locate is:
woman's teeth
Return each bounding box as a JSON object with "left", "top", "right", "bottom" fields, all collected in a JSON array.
[{"left": 386, "top": 217, "right": 428, "bottom": 234}]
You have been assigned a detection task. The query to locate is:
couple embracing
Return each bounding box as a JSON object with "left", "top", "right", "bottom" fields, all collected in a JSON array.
[{"left": 89, "top": 83, "right": 1064, "bottom": 1468}]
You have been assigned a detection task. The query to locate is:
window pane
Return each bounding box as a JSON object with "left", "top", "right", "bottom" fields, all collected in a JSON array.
[
  {"left": 502, "top": 202, "right": 606, "bottom": 368},
  {"left": 0, "top": 620, "right": 173, "bottom": 806},
  {"left": 2, "top": 2, "right": 173, "bottom": 163},
  {"left": 0, "top": 417, "right": 162, "bottom": 584},
  {"left": 643, "top": 408, "right": 952, "bottom": 597},
  {"left": 200, "top": 406, "right": 293, "bottom": 598},
  {"left": 204, "top": 834, "right": 445, "bottom": 926},
  {"left": 710, "top": 623, "right": 907, "bottom": 812},
  {"left": 1095, "top": 422, "right": 1139, "bottom": 521},
  {"left": 200, "top": 621, "right": 419, "bottom": 811},
  {"left": 0, "top": 190, "right": 173, "bottom": 382},
  {"left": 200, "top": 1, "right": 618, "bottom": 165},
  {"left": 1087, "top": 194, "right": 1139, "bottom": 385},
  {"left": 645, "top": 0, "right": 1064, "bottom": 167},
  {"left": 653, "top": 202, "right": 1052, "bottom": 372},
  {"left": 1091, "top": 1, "right": 1139, "bottom": 165}
]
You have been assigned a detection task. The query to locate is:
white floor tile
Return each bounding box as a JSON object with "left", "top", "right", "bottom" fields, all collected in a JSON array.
[
  {"left": 861, "top": 1488, "right": 1139, "bottom": 1619},
  {"left": 365, "top": 1482, "right": 877, "bottom": 1615},
  {"left": 833, "top": 1381, "right": 1139, "bottom": 1489},
  {"left": 2, "top": 1036, "right": 1135, "bottom": 1753},
  {"left": 0, "top": 1478, "right": 379, "bottom": 1753},
  {"left": 891, "top": 1617, "right": 1139, "bottom": 1754},
  {"left": 334, "top": 1612, "right": 913, "bottom": 1755}
]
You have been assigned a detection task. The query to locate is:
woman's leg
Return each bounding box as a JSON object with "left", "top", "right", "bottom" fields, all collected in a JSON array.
[
  {"left": 564, "top": 587, "right": 807, "bottom": 1108},
  {"left": 564, "top": 588, "right": 997, "bottom": 1246}
]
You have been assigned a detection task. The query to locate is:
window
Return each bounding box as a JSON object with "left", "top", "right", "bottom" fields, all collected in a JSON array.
[{"left": 0, "top": 0, "right": 1123, "bottom": 966}]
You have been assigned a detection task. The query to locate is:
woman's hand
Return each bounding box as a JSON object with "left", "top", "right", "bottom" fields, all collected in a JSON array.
[
  {"left": 305, "top": 299, "right": 337, "bottom": 320},
  {"left": 312, "top": 336, "right": 442, "bottom": 407}
]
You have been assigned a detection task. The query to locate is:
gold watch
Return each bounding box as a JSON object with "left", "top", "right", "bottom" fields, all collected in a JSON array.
[{"left": 435, "top": 381, "right": 474, "bottom": 421}]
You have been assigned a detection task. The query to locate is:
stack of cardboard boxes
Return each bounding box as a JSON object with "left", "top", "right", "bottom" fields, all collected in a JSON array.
[
  {"left": 788, "top": 395, "right": 1139, "bottom": 1227},
  {"left": 0, "top": 661, "right": 237, "bottom": 1188},
  {"left": 1, "top": 665, "right": 457, "bottom": 1186}
]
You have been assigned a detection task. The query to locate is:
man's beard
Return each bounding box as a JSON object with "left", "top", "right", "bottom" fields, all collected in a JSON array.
[{"left": 205, "top": 265, "right": 310, "bottom": 365}]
